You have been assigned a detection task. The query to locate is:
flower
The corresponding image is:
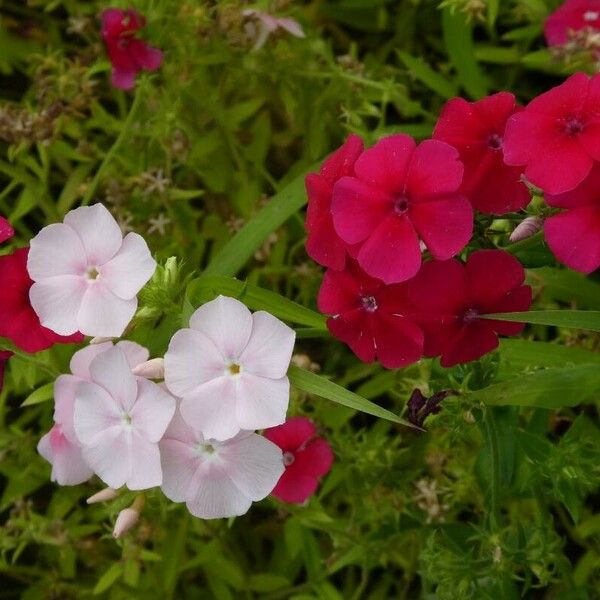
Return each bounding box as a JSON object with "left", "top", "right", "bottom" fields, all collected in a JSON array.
[
  {"left": 406, "top": 389, "right": 457, "bottom": 429},
  {"left": 101, "top": 8, "right": 163, "bottom": 90},
  {"left": 544, "top": 163, "right": 600, "bottom": 272},
  {"left": 28, "top": 203, "right": 156, "bottom": 338},
  {"left": 544, "top": 0, "right": 600, "bottom": 46},
  {"left": 331, "top": 134, "right": 473, "bottom": 284},
  {"left": 86, "top": 487, "right": 118, "bottom": 504},
  {"left": 73, "top": 346, "right": 175, "bottom": 490},
  {"left": 404, "top": 250, "right": 532, "bottom": 367},
  {"left": 503, "top": 72, "right": 600, "bottom": 195},
  {"left": 0, "top": 215, "right": 13, "bottom": 243},
  {"left": 112, "top": 507, "right": 140, "bottom": 538},
  {"left": 242, "top": 9, "right": 305, "bottom": 51},
  {"left": 0, "top": 248, "right": 83, "bottom": 353},
  {"left": 305, "top": 134, "right": 364, "bottom": 270},
  {"left": 509, "top": 216, "right": 544, "bottom": 243},
  {"left": 317, "top": 259, "right": 424, "bottom": 368},
  {"left": 164, "top": 295, "right": 295, "bottom": 441},
  {"left": 433, "top": 93, "right": 530, "bottom": 215},
  {"left": 160, "top": 408, "right": 284, "bottom": 519},
  {"left": 264, "top": 417, "right": 333, "bottom": 504}
]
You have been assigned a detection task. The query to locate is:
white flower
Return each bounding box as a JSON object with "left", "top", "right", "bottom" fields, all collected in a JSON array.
[
  {"left": 28, "top": 203, "right": 156, "bottom": 337},
  {"left": 73, "top": 346, "right": 176, "bottom": 490},
  {"left": 160, "top": 407, "right": 284, "bottom": 519},
  {"left": 164, "top": 295, "right": 296, "bottom": 441}
]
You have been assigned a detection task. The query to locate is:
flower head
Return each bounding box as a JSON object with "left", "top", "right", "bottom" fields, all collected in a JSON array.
[
  {"left": 318, "top": 260, "right": 424, "bottom": 368},
  {"left": 264, "top": 417, "right": 333, "bottom": 504},
  {"left": 544, "top": 163, "right": 600, "bottom": 272},
  {"left": 544, "top": 0, "right": 600, "bottom": 46},
  {"left": 433, "top": 93, "right": 530, "bottom": 215},
  {"left": 404, "top": 250, "right": 532, "bottom": 367},
  {"left": 305, "top": 134, "right": 364, "bottom": 270},
  {"left": 0, "top": 215, "right": 14, "bottom": 244},
  {"left": 28, "top": 203, "right": 156, "bottom": 338},
  {"left": 331, "top": 134, "right": 473, "bottom": 284},
  {"left": 503, "top": 72, "right": 600, "bottom": 195},
  {"left": 160, "top": 408, "right": 284, "bottom": 519},
  {"left": 73, "top": 346, "right": 175, "bottom": 490},
  {"left": 164, "top": 296, "right": 295, "bottom": 441},
  {"left": 242, "top": 9, "right": 305, "bottom": 50},
  {"left": 101, "top": 8, "right": 163, "bottom": 90}
]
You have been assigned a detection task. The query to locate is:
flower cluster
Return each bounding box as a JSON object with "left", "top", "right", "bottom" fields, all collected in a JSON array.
[{"left": 545, "top": 0, "right": 600, "bottom": 49}]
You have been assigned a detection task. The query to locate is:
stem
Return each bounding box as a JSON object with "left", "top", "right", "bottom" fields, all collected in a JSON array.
[{"left": 484, "top": 406, "right": 501, "bottom": 531}]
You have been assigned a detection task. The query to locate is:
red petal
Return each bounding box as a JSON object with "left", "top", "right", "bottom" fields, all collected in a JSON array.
[
  {"left": 294, "top": 438, "right": 334, "bottom": 478},
  {"left": 271, "top": 471, "right": 319, "bottom": 504},
  {"left": 264, "top": 416, "right": 316, "bottom": 451},
  {"left": 545, "top": 163, "right": 600, "bottom": 209},
  {"left": 487, "top": 286, "right": 532, "bottom": 336},
  {"left": 319, "top": 134, "right": 364, "bottom": 186},
  {"left": 0, "top": 216, "right": 13, "bottom": 244},
  {"left": 129, "top": 39, "right": 163, "bottom": 71},
  {"left": 326, "top": 310, "right": 376, "bottom": 364},
  {"left": 371, "top": 313, "right": 424, "bottom": 369},
  {"left": 317, "top": 268, "right": 360, "bottom": 314},
  {"left": 440, "top": 322, "right": 499, "bottom": 367}
]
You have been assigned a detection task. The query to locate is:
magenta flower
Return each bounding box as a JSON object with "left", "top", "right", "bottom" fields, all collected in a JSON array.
[
  {"left": 0, "top": 216, "right": 13, "bottom": 244},
  {"left": 331, "top": 134, "right": 473, "bottom": 284},
  {"left": 264, "top": 417, "right": 333, "bottom": 504},
  {"left": 503, "top": 72, "right": 600, "bottom": 195},
  {"left": 544, "top": 163, "right": 600, "bottom": 272},
  {"left": 545, "top": 0, "right": 600, "bottom": 46},
  {"left": 101, "top": 8, "right": 163, "bottom": 90}
]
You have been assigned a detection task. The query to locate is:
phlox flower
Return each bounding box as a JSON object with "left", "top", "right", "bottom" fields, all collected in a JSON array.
[
  {"left": 331, "top": 134, "right": 473, "bottom": 284},
  {"left": 242, "top": 9, "right": 305, "bottom": 50},
  {"left": 73, "top": 346, "right": 175, "bottom": 490},
  {"left": 545, "top": 0, "right": 600, "bottom": 46},
  {"left": 305, "top": 134, "right": 364, "bottom": 270},
  {"left": 164, "top": 295, "right": 295, "bottom": 441},
  {"left": 264, "top": 417, "right": 333, "bottom": 504},
  {"left": 318, "top": 259, "right": 424, "bottom": 368},
  {"left": 433, "top": 92, "right": 530, "bottom": 215},
  {"left": 404, "top": 250, "right": 532, "bottom": 367},
  {"left": 160, "top": 408, "right": 284, "bottom": 519},
  {"left": 101, "top": 8, "right": 163, "bottom": 90},
  {"left": 503, "top": 72, "right": 600, "bottom": 195},
  {"left": 0, "top": 215, "right": 13, "bottom": 243},
  {"left": 544, "top": 163, "right": 600, "bottom": 272},
  {"left": 28, "top": 203, "right": 156, "bottom": 338}
]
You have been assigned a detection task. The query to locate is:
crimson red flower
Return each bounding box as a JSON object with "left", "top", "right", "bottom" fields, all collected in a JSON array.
[
  {"left": 331, "top": 134, "right": 473, "bottom": 284},
  {"left": 101, "top": 8, "right": 163, "bottom": 90},
  {"left": 544, "top": 0, "right": 600, "bottom": 46},
  {"left": 433, "top": 93, "right": 530, "bottom": 215},
  {"left": 503, "top": 72, "right": 600, "bottom": 195},
  {"left": 544, "top": 163, "right": 600, "bottom": 273},
  {"left": 404, "top": 250, "right": 532, "bottom": 368},
  {"left": 318, "top": 259, "right": 424, "bottom": 368},
  {"left": 0, "top": 248, "right": 83, "bottom": 353},
  {"left": 0, "top": 216, "right": 13, "bottom": 244},
  {"left": 305, "top": 135, "right": 364, "bottom": 270},
  {"left": 264, "top": 417, "right": 333, "bottom": 504}
]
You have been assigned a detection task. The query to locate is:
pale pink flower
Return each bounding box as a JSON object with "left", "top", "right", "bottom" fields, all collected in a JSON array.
[
  {"left": 73, "top": 346, "right": 176, "bottom": 490},
  {"left": 164, "top": 295, "right": 296, "bottom": 441},
  {"left": 28, "top": 203, "right": 156, "bottom": 338},
  {"left": 160, "top": 408, "right": 284, "bottom": 519},
  {"left": 242, "top": 9, "right": 305, "bottom": 50}
]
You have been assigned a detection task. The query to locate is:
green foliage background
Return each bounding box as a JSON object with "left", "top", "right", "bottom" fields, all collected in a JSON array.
[{"left": 1, "top": 0, "right": 600, "bottom": 598}]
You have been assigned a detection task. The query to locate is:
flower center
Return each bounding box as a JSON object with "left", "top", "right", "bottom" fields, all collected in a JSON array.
[
  {"left": 85, "top": 266, "right": 100, "bottom": 281},
  {"left": 393, "top": 196, "right": 409, "bottom": 215},
  {"left": 584, "top": 10, "right": 600, "bottom": 21},
  {"left": 283, "top": 451, "right": 295, "bottom": 466},
  {"left": 121, "top": 413, "right": 133, "bottom": 428},
  {"left": 197, "top": 442, "right": 216, "bottom": 458},
  {"left": 487, "top": 133, "right": 503, "bottom": 151},
  {"left": 228, "top": 363, "right": 241, "bottom": 376},
  {"left": 565, "top": 118, "right": 584, "bottom": 137},
  {"left": 361, "top": 295, "right": 378, "bottom": 313},
  {"left": 462, "top": 307, "right": 480, "bottom": 324}
]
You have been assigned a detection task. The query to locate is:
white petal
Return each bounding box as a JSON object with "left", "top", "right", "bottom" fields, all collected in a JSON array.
[
  {"left": 38, "top": 426, "right": 93, "bottom": 486},
  {"left": 53, "top": 375, "right": 82, "bottom": 441},
  {"left": 239, "top": 311, "right": 295, "bottom": 378},
  {"left": 89, "top": 346, "right": 138, "bottom": 412},
  {"left": 29, "top": 276, "right": 87, "bottom": 336},
  {"left": 127, "top": 432, "right": 163, "bottom": 490},
  {"left": 219, "top": 433, "right": 284, "bottom": 501},
  {"left": 73, "top": 381, "right": 121, "bottom": 444},
  {"left": 164, "top": 329, "right": 225, "bottom": 397},
  {"left": 189, "top": 296, "right": 253, "bottom": 360},
  {"left": 82, "top": 426, "right": 130, "bottom": 489},
  {"left": 116, "top": 341, "right": 150, "bottom": 369},
  {"left": 64, "top": 204, "right": 122, "bottom": 265},
  {"left": 27, "top": 223, "right": 87, "bottom": 280},
  {"left": 180, "top": 377, "right": 240, "bottom": 441},
  {"left": 99, "top": 233, "right": 156, "bottom": 299},
  {"left": 77, "top": 282, "right": 137, "bottom": 337},
  {"left": 186, "top": 461, "right": 252, "bottom": 519},
  {"left": 131, "top": 378, "right": 175, "bottom": 442},
  {"left": 159, "top": 438, "right": 199, "bottom": 502},
  {"left": 163, "top": 403, "right": 198, "bottom": 443},
  {"left": 69, "top": 342, "right": 113, "bottom": 379},
  {"left": 235, "top": 374, "right": 289, "bottom": 431}
]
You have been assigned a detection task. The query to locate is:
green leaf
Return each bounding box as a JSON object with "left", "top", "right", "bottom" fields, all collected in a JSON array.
[
  {"left": 499, "top": 339, "right": 600, "bottom": 370},
  {"left": 93, "top": 564, "right": 122, "bottom": 595},
  {"left": 531, "top": 267, "right": 600, "bottom": 310},
  {"left": 398, "top": 51, "right": 458, "bottom": 99},
  {"left": 483, "top": 310, "right": 600, "bottom": 332},
  {"left": 186, "top": 276, "right": 326, "bottom": 329},
  {"left": 247, "top": 574, "right": 290, "bottom": 592},
  {"left": 288, "top": 365, "right": 413, "bottom": 427},
  {"left": 468, "top": 365, "right": 600, "bottom": 409},
  {"left": 20, "top": 382, "right": 54, "bottom": 407}
]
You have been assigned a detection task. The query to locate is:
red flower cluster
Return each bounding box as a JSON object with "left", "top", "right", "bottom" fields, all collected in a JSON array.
[
  {"left": 101, "top": 8, "right": 163, "bottom": 90},
  {"left": 264, "top": 417, "right": 333, "bottom": 504},
  {"left": 544, "top": 0, "right": 600, "bottom": 47}
]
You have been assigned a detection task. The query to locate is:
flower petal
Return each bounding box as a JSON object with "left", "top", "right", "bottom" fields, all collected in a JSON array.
[
  {"left": 77, "top": 282, "right": 137, "bottom": 337},
  {"left": 130, "top": 378, "right": 175, "bottom": 442},
  {"left": 69, "top": 343, "right": 113, "bottom": 379},
  {"left": 272, "top": 471, "right": 318, "bottom": 504},
  {"left": 406, "top": 139, "right": 463, "bottom": 197},
  {"left": 371, "top": 313, "right": 424, "bottom": 369},
  {"left": 127, "top": 432, "right": 163, "bottom": 489},
  {"left": 82, "top": 426, "right": 130, "bottom": 489},
  {"left": 235, "top": 373, "right": 289, "bottom": 432},
  {"left": 264, "top": 416, "right": 316, "bottom": 451},
  {"left": 89, "top": 346, "right": 138, "bottom": 412},
  {"left": 294, "top": 438, "right": 334, "bottom": 479},
  {"left": 38, "top": 427, "right": 93, "bottom": 486},
  {"left": 160, "top": 437, "right": 199, "bottom": 502},
  {"left": 73, "top": 381, "right": 121, "bottom": 444},
  {"left": 440, "top": 322, "right": 499, "bottom": 367}
]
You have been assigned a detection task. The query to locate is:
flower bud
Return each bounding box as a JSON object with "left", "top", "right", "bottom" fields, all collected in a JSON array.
[
  {"left": 86, "top": 487, "right": 118, "bottom": 504},
  {"left": 112, "top": 507, "right": 140, "bottom": 539},
  {"left": 90, "top": 336, "right": 114, "bottom": 345},
  {"left": 132, "top": 358, "right": 165, "bottom": 379},
  {"left": 509, "top": 216, "right": 543, "bottom": 243}
]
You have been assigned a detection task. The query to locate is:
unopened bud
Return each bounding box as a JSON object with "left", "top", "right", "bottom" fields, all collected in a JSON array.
[
  {"left": 90, "top": 336, "right": 113, "bottom": 345},
  {"left": 132, "top": 358, "right": 165, "bottom": 379},
  {"left": 112, "top": 507, "right": 140, "bottom": 539},
  {"left": 509, "top": 216, "right": 543, "bottom": 243},
  {"left": 86, "top": 487, "right": 118, "bottom": 504}
]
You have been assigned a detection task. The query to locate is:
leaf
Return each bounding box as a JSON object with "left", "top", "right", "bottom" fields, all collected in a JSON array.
[
  {"left": 288, "top": 365, "right": 413, "bottom": 427},
  {"left": 186, "top": 276, "right": 326, "bottom": 329},
  {"left": 468, "top": 365, "right": 600, "bottom": 409},
  {"left": 499, "top": 339, "right": 600, "bottom": 370},
  {"left": 247, "top": 574, "right": 290, "bottom": 592},
  {"left": 483, "top": 310, "right": 600, "bottom": 332},
  {"left": 530, "top": 267, "right": 600, "bottom": 310},
  {"left": 93, "top": 564, "right": 122, "bottom": 595},
  {"left": 398, "top": 51, "right": 458, "bottom": 99},
  {"left": 20, "top": 382, "right": 54, "bottom": 407}
]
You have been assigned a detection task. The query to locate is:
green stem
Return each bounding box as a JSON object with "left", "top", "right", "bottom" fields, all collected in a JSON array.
[{"left": 484, "top": 406, "right": 501, "bottom": 531}]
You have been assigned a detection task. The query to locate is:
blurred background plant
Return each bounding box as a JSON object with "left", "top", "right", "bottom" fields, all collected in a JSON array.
[{"left": 1, "top": 0, "right": 600, "bottom": 598}]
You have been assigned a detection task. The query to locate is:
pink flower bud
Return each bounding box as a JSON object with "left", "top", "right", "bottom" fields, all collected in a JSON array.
[
  {"left": 86, "top": 487, "right": 118, "bottom": 504},
  {"left": 132, "top": 358, "right": 165, "bottom": 379},
  {"left": 90, "top": 336, "right": 114, "bottom": 345},
  {"left": 509, "top": 216, "right": 543, "bottom": 243},
  {"left": 112, "top": 508, "right": 140, "bottom": 539}
]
